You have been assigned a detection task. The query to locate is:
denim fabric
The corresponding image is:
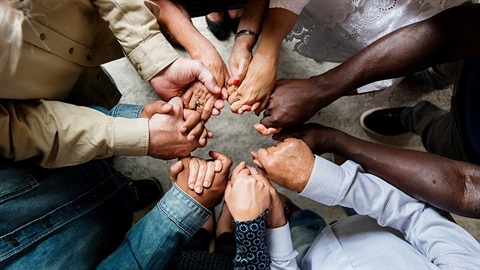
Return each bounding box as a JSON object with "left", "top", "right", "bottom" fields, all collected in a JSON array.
[
  {"left": 0, "top": 158, "right": 134, "bottom": 269},
  {"left": 289, "top": 210, "right": 326, "bottom": 265},
  {"left": 97, "top": 184, "right": 211, "bottom": 270},
  {"left": 91, "top": 104, "right": 143, "bottom": 119}
]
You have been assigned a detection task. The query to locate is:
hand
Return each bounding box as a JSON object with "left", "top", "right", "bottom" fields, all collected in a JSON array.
[
  {"left": 224, "top": 162, "right": 271, "bottom": 222},
  {"left": 150, "top": 56, "right": 221, "bottom": 100},
  {"left": 147, "top": 97, "right": 211, "bottom": 159},
  {"left": 260, "top": 77, "right": 330, "bottom": 129},
  {"left": 193, "top": 46, "right": 230, "bottom": 88},
  {"left": 170, "top": 151, "right": 224, "bottom": 194},
  {"left": 182, "top": 81, "right": 228, "bottom": 122},
  {"left": 228, "top": 41, "right": 252, "bottom": 89},
  {"left": 227, "top": 53, "right": 277, "bottom": 115},
  {"left": 140, "top": 100, "right": 173, "bottom": 118},
  {"left": 247, "top": 167, "right": 286, "bottom": 228},
  {"left": 169, "top": 152, "right": 232, "bottom": 209},
  {"left": 272, "top": 123, "right": 340, "bottom": 155},
  {"left": 251, "top": 138, "right": 315, "bottom": 192}
]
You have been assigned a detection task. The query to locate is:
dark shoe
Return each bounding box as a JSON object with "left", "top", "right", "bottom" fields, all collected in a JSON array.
[
  {"left": 130, "top": 178, "right": 164, "bottom": 211},
  {"left": 205, "top": 16, "right": 230, "bottom": 41},
  {"left": 360, "top": 107, "right": 410, "bottom": 136}
]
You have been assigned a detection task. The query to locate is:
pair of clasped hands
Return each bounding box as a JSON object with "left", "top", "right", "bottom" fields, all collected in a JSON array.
[
  {"left": 168, "top": 135, "right": 317, "bottom": 225},
  {"left": 143, "top": 55, "right": 283, "bottom": 162}
]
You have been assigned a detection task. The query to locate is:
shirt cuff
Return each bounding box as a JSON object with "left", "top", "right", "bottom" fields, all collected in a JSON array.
[
  {"left": 266, "top": 222, "right": 297, "bottom": 260},
  {"left": 299, "top": 155, "right": 346, "bottom": 206},
  {"left": 113, "top": 117, "right": 149, "bottom": 156},
  {"left": 127, "top": 33, "right": 179, "bottom": 82},
  {"left": 158, "top": 184, "right": 211, "bottom": 236}
]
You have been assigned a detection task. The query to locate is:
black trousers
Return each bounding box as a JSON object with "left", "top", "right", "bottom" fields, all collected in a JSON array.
[{"left": 400, "top": 57, "right": 480, "bottom": 165}]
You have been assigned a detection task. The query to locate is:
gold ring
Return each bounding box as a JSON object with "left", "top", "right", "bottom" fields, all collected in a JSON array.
[{"left": 196, "top": 99, "right": 205, "bottom": 107}]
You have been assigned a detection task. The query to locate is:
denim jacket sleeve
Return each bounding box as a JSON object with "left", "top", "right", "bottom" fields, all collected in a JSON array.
[
  {"left": 96, "top": 184, "right": 211, "bottom": 270},
  {"left": 233, "top": 211, "right": 270, "bottom": 270},
  {"left": 91, "top": 104, "right": 144, "bottom": 119}
]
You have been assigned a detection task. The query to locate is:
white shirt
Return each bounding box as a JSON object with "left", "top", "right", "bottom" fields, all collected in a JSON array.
[{"left": 267, "top": 156, "right": 480, "bottom": 269}]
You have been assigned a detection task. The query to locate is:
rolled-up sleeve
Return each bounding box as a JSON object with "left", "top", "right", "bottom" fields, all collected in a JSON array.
[
  {"left": 92, "top": 0, "right": 179, "bottom": 81},
  {"left": 0, "top": 100, "right": 148, "bottom": 168}
]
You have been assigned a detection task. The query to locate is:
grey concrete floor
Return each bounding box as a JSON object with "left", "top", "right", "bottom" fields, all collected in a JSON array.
[{"left": 104, "top": 17, "right": 479, "bottom": 241}]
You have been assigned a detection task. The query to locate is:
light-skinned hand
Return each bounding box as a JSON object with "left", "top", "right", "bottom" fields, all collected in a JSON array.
[
  {"left": 169, "top": 152, "right": 232, "bottom": 209},
  {"left": 251, "top": 138, "right": 315, "bottom": 192}
]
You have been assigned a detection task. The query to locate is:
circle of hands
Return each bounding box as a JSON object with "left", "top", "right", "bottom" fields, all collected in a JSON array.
[{"left": 145, "top": 46, "right": 327, "bottom": 219}]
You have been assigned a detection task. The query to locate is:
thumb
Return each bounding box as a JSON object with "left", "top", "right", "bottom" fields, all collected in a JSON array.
[{"left": 169, "top": 160, "right": 184, "bottom": 184}]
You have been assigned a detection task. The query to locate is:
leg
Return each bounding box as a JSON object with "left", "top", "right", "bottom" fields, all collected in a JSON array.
[
  {"left": 0, "top": 158, "right": 134, "bottom": 269},
  {"left": 289, "top": 209, "right": 327, "bottom": 265},
  {"left": 214, "top": 203, "right": 236, "bottom": 258}
]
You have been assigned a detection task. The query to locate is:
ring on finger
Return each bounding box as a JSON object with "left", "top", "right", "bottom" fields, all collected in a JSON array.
[{"left": 196, "top": 99, "right": 205, "bottom": 107}]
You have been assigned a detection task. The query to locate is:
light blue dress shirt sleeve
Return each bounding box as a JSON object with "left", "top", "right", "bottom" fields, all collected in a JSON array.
[
  {"left": 299, "top": 155, "right": 480, "bottom": 269},
  {"left": 96, "top": 184, "right": 210, "bottom": 269},
  {"left": 266, "top": 223, "right": 300, "bottom": 270}
]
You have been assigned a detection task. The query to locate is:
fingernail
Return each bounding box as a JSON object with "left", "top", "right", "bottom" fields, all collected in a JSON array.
[
  {"left": 189, "top": 183, "right": 195, "bottom": 189},
  {"left": 233, "top": 79, "right": 240, "bottom": 86},
  {"left": 203, "top": 181, "right": 209, "bottom": 187},
  {"left": 195, "top": 186, "right": 202, "bottom": 193}
]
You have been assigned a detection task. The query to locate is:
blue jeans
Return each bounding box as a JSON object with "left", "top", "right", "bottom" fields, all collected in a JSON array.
[
  {"left": 289, "top": 210, "right": 327, "bottom": 265},
  {"left": 0, "top": 157, "right": 134, "bottom": 269}
]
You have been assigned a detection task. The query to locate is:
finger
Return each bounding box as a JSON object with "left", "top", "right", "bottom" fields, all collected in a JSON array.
[
  {"left": 182, "top": 89, "right": 194, "bottom": 109},
  {"left": 234, "top": 58, "right": 249, "bottom": 83},
  {"left": 203, "top": 161, "right": 215, "bottom": 188},
  {"left": 192, "top": 60, "right": 222, "bottom": 96},
  {"left": 189, "top": 86, "right": 203, "bottom": 109},
  {"left": 251, "top": 102, "right": 261, "bottom": 113},
  {"left": 220, "top": 87, "right": 228, "bottom": 100},
  {"left": 247, "top": 166, "right": 271, "bottom": 187},
  {"left": 238, "top": 104, "right": 252, "bottom": 114},
  {"left": 214, "top": 98, "right": 225, "bottom": 110},
  {"left": 212, "top": 108, "right": 221, "bottom": 116},
  {"left": 201, "top": 94, "right": 215, "bottom": 121},
  {"left": 198, "top": 128, "right": 208, "bottom": 147},
  {"left": 209, "top": 151, "right": 233, "bottom": 175},
  {"left": 227, "top": 85, "right": 237, "bottom": 97},
  {"left": 231, "top": 161, "right": 247, "bottom": 185},
  {"left": 272, "top": 129, "right": 299, "bottom": 141},
  {"left": 194, "top": 160, "right": 207, "bottom": 193},
  {"left": 229, "top": 100, "right": 243, "bottom": 113},
  {"left": 169, "top": 160, "right": 184, "bottom": 184},
  {"left": 188, "top": 120, "right": 205, "bottom": 142},
  {"left": 213, "top": 159, "right": 223, "bottom": 172},
  {"left": 254, "top": 123, "right": 282, "bottom": 136},
  {"left": 187, "top": 158, "right": 199, "bottom": 190},
  {"left": 182, "top": 109, "right": 202, "bottom": 135}
]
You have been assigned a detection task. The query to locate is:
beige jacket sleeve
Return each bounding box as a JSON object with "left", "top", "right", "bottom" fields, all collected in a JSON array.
[
  {"left": 92, "top": 0, "right": 179, "bottom": 81},
  {"left": 0, "top": 100, "right": 148, "bottom": 168}
]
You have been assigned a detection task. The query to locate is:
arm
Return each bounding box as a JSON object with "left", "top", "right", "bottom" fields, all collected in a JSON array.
[
  {"left": 0, "top": 100, "right": 148, "bottom": 168},
  {"left": 154, "top": 0, "right": 229, "bottom": 88},
  {"left": 96, "top": 184, "right": 211, "bottom": 270},
  {"left": 228, "top": 7, "right": 299, "bottom": 114},
  {"left": 228, "top": 0, "right": 268, "bottom": 85},
  {"left": 252, "top": 139, "right": 480, "bottom": 269},
  {"left": 261, "top": 4, "right": 480, "bottom": 129},
  {"left": 302, "top": 156, "right": 480, "bottom": 269},
  {"left": 276, "top": 124, "right": 480, "bottom": 218},
  {"left": 98, "top": 153, "right": 231, "bottom": 269}
]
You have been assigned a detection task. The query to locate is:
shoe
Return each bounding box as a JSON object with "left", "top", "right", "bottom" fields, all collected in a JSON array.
[
  {"left": 130, "top": 178, "right": 164, "bottom": 211},
  {"left": 205, "top": 16, "right": 230, "bottom": 41},
  {"left": 360, "top": 107, "right": 410, "bottom": 136}
]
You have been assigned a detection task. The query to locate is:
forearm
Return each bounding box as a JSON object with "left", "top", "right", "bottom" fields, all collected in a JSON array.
[
  {"left": 314, "top": 4, "right": 480, "bottom": 97},
  {"left": 0, "top": 100, "right": 147, "bottom": 168},
  {"left": 332, "top": 130, "right": 480, "bottom": 218},
  {"left": 255, "top": 8, "right": 298, "bottom": 61},
  {"left": 93, "top": 0, "right": 178, "bottom": 81},
  {"left": 234, "top": 212, "right": 270, "bottom": 269},
  {"left": 233, "top": 0, "right": 269, "bottom": 51},
  {"left": 97, "top": 184, "right": 211, "bottom": 269},
  {"left": 301, "top": 157, "right": 480, "bottom": 269},
  {"left": 155, "top": 0, "right": 215, "bottom": 59}
]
